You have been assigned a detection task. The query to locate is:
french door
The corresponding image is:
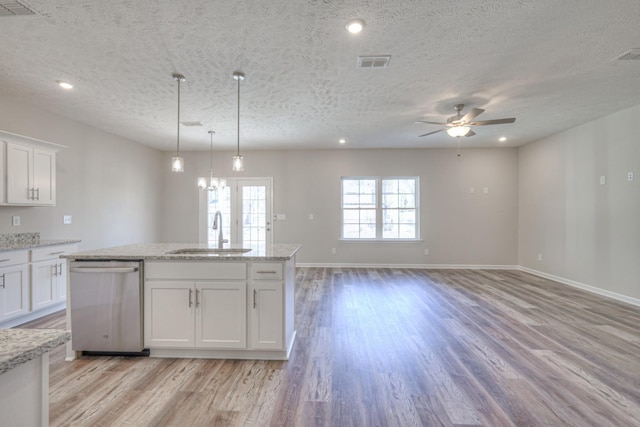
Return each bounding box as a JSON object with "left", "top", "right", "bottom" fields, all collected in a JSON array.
[{"left": 200, "top": 178, "right": 273, "bottom": 251}]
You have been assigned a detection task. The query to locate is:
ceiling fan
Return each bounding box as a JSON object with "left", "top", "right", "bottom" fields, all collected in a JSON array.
[{"left": 417, "top": 104, "right": 516, "bottom": 138}]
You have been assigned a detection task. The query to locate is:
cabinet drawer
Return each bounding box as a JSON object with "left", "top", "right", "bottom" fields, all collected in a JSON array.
[
  {"left": 0, "top": 250, "right": 28, "bottom": 267},
  {"left": 250, "top": 263, "right": 283, "bottom": 280},
  {"left": 146, "top": 261, "right": 246, "bottom": 280},
  {"left": 31, "top": 244, "right": 78, "bottom": 262}
]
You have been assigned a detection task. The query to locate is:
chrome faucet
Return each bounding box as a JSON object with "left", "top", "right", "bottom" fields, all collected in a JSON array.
[{"left": 212, "top": 210, "right": 228, "bottom": 249}]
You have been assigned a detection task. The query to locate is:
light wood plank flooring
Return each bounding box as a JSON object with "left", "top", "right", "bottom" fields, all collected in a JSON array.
[{"left": 20, "top": 268, "right": 640, "bottom": 426}]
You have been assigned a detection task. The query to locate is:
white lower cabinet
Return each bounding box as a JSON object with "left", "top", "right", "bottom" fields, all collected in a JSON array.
[
  {"left": 249, "top": 280, "right": 283, "bottom": 350},
  {"left": 144, "top": 259, "right": 296, "bottom": 359},
  {"left": 30, "top": 244, "right": 75, "bottom": 312},
  {"left": 0, "top": 263, "right": 29, "bottom": 322},
  {"left": 145, "top": 280, "right": 247, "bottom": 349}
]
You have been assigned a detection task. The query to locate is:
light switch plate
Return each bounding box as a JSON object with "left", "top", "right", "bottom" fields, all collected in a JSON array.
[
  {"left": 275, "top": 213, "right": 286, "bottom": 221},
  {"left": 63, "top": 215, "right": 72, "bottom": 224},
  {"left": 600, "top": 176, "right": 606, "bottom": 185},
  {"left": 12, "top": 216, "right": 20, "bottom": 226}
]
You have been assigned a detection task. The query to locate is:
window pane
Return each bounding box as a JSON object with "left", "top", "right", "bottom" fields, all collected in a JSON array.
[
  {"left": 360, "top": 224, "right": 376, "bottom": 238},
  {"left": 382, "top": 179, "right": 398, "bottom": 193},
  {"left": 343, "top": 224, "right": 360, "bottom": 238},
  {"left": 398, "top": 179, "right": 415, "bottom": 193},
  {"left": 399, "top": 193, "right": 415, "bottom": 208},
  {"left": 343, "top": 209, "right": 360, "bottom": 223},
  {"left": 399, "top": 224, "right": 416, "bottom": 238},
  {"left": 383, "top": 224, "right": 399, "bottom": 238},
  {"left": 399, "top": 209, "right": 415, "bottom": 224},
  {"left": 383, "top": 194, "right": 398, "bottom": 208}
]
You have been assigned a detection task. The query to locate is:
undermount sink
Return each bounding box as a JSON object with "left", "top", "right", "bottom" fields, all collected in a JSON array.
[{"left": 166, "top": 248, "right": 252, "bottom": 255}]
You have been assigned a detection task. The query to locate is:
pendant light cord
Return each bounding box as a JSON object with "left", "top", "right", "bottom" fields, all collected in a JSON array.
[
  {"left": 176, "top": 78, "right": 181, "bottom": 157},
  {"left": 236, "top": 76, "right": 240, "bottom": 156}
]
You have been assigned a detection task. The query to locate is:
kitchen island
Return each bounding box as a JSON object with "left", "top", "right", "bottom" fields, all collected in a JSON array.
[
  {"left": 0, "top": 328, "right": 70, "bottom": 427},
  {"left": 63, "top": 243, "right": 301, "bottom": 361}
]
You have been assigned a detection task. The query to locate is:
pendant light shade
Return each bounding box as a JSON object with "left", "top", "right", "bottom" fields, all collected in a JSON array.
[
  {"left": 232, "top": 71, "right": 245, "bottom": 172},
  {"left": 198, "top": 131, "right": 226, "bottom": 191},
  {"left": 171, "top": 73, "right": 186, "bottom": 172}
]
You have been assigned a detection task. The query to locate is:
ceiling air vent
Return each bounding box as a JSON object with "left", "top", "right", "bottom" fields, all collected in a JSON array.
[
  {"left": 180, "top": 121, "right": 203, "bottom": 127},
  {"left": 357, "top": 55, "right": 391, "bottom": 69},
  {"left": 0, "top": 1, "right": 36, "bottom": 16},
  {"left": 616, "top": 48, "right": 640, "bottom": 61}
]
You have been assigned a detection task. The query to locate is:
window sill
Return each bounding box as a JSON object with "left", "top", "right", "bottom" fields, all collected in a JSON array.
[{"left": 339, "top": 239, "right": 423, "bottom": 243}]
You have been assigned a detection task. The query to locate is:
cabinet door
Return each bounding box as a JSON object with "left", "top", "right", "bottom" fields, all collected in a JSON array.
[
  {"left": 32, "top": 149, "right": 55, "bottom": 205},
  {"left": 196, "top": 281, "right": 247, "bottom": 349},
  {"left": 144, "top": 281, "right": 194, "bottom": 348},
  {"left": 56, "top": 260, "right": 67, "bottom": 302},
  {"left": 6, "top": 142, "right": 32, "bottom": 204},
  {"left": 249, "top": 281, "right": 283, "bottom": 350},
  {"left": 31, "top": 260, "right": 57, "bottom": 310},
  {"left": 0, "top": 265, "right": 30, "bottom": 322}
]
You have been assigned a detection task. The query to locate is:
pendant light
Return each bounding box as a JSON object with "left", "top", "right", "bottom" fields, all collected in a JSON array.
[
  {"left": 232, "top": 71, "right": 245, "bottom": 171},
  {"left": 171, "top": 73, "right": 186, "bottom": 172},
  {"left": 198, "top": 131, "right": 226, "bottom": 191}
]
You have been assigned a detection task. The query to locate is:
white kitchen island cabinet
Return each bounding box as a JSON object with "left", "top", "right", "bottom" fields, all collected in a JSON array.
[
  {"left": 65, "top": 243, "right": 300, "bottom": 361},
  {"left": 145, "top": 261, "right": 248, "bottom": 350}
]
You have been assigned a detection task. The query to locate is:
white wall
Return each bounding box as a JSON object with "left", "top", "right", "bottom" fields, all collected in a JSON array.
[
  {"left": 161, "top": 147, "right": 520, "bottom": 266},
  {"left": 519, "top": 104, "right": 640, "bottom": 300},
  {"left": 0, "top": 96, "right": 164, "bottom": 250}
]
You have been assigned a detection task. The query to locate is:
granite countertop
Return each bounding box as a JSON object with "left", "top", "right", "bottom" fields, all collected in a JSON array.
[
  {"left": 0, "top": 239, "right": 81, "bottom": 253},
  {"left": 62, "top": 243, "right": 302, "bottom": 261},
  {"left": 0, "top": 329, "right": 70, "bottom": 376}
]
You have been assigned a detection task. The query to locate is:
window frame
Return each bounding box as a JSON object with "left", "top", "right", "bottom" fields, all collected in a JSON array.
[{"left": 340, "top": 176, "right": 420, "bottom": 241}]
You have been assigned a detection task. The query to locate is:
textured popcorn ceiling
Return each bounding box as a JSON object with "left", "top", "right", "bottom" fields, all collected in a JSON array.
[{"left": 0, "top": 0, "right": 639, "bottom": 151}]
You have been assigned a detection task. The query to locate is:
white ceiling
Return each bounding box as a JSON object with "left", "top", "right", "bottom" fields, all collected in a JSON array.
[{"left": 1, "top": 0, "right": 639, "bottom": 152}]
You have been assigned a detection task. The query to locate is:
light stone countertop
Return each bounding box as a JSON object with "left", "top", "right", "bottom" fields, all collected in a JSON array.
[
  {"left": 0, "top": 239, "right": 81, "bottom": 253},
  {"left": 0, "top": 329, "right": 71, "bottom": 376},
  {"left": 62, "top": 243, "right": 302, "bottom": 261}
]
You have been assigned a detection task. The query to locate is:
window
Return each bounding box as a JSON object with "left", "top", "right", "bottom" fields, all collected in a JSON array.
[{"left": 341, "top": 177, "right": 419, "bottom": 240}]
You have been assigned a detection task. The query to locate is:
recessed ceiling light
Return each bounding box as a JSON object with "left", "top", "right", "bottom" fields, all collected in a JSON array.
[
  {"left": 345, "top": 19, "right": 365, "bottom": 34},
  {"left": 499, "top": 137, "right": 507, "bottom": 142},
  {"left": 57, "top": 80, "right": 73, "bottom": 90},
  {"left": 338, "top": 138, "right": 347, "bottom": 144}
]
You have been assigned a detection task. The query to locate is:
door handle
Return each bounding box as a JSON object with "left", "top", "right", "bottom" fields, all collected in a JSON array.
[
  {"left": 253, "top": 289, "right": 257, "bottom": 309},
  {"left": 0, "top": 274, "right": 5, "bottom": 289},
  {"left": 35, "top": 188, "right": 40, "bottom": 200},
  {"left": 188, "top": 288, "right": 193, "bottom": 307},
  {"left": 195, "top": 289, "right": 200, "bottom": 307}
]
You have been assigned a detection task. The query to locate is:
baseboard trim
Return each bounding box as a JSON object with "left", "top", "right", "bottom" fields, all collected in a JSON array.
[
  {"left": 296, "top": 262, "right": 518, "bottom": 270},
  {"left": 518, "top": 266, "right": 640, "bottom": 308}
]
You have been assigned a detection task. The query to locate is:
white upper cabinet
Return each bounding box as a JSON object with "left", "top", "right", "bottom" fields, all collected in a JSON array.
[{"left": 0, "top": 130, "right": 65, "bottom": 206}]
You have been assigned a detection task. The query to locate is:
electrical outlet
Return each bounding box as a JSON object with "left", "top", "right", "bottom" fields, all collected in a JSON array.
[
  {"left": 12, "top": 216, "right": 21, "bottom": 227},
  {"left": 483, "top": 187, "right": 489, "bottom": 194},
  {"left": 600, "top": 176, "right": 606, "bottom": 185},
  {"left": 628, "top": 172, "right": 634, "bottom": 182},
  {"left": 537, "top": 253, "right": 543, "bottom": 261},
  {"left": 331, "top": 248, "right": 337, "bottom": 255},
  {"left": 63, "top": 215, "right": 72, "bottom": 225},
  {"left": 309, "top": 214, "right": 314, "bottom": 220},
  {"left": 424, "top": 248, "right": 430, "bottom": 255},
  {"left": 469, "top": 187, "right": 475, "bottom": 194}
]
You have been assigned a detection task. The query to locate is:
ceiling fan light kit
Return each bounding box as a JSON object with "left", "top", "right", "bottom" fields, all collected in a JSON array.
[{"left": 418, "top": 103, "right": 515, "bottom": 141}]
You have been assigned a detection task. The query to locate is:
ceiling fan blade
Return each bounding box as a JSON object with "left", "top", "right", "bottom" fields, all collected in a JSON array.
[
  {"left": 461, "top": 108, "right": 484, "bottom": 123},
  {"left": 465, "top": 130, "right": 476, "bottom": 137},
  {"left": 469, "top": 118, "right": 516, "bottom": 126},
  {"left": 416, "top": 120, "right": 448, "bottom": 125},
  {"left": 418, "top": 128, "right": 446, "bottom": 137}
]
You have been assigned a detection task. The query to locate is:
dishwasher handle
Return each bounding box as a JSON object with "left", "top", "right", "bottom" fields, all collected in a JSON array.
[{"left": 70, "top": 267, "right": 139, "bottom": 274}]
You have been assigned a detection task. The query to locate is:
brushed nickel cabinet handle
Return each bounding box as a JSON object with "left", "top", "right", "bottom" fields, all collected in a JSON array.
[
  {"left": 196, "top": 289, "right": 200, "bottom": 307},
  {"left": 256, "top": 270, "right": 277, "bottom": 274},
  {"left": 188, "top": 288, "right": 193, "bottom": 308},
  {"left": 0, "top": 274, "right": 5, "bottom": 289},
  {"left": 0, "top": 259, "right": 10, "bottom": 263},
  {"left": 49, "top": 251, "right": 66, "bottom": 255},
  {"left": 253, "top": 289, "right": 257, "bottom": 309},
  {"left": 35, "top": 188, "right": 40, "bottom": 200}
]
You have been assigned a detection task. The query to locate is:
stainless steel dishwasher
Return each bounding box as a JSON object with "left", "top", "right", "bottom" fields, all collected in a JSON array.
[{"left": 69, "top": 260, "right": 146, "bottom": 354}]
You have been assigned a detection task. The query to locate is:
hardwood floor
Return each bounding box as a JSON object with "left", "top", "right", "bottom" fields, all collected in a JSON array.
[{"left": 20, "top": 268, "right": 640, "bottom": 426}]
